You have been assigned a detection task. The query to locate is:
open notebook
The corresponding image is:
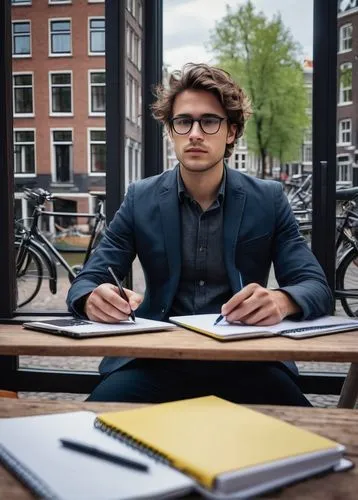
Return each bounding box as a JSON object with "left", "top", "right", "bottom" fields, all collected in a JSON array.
[
  {"left": 0, "top": 397, "right": 352, "bottom": 499},
  {"left": 169, "top": 314, "right": 358, "bottom": 341}
]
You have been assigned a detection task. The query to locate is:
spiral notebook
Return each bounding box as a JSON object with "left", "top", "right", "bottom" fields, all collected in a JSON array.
[
  {"left": 169, "top": 314, "right": 358, "bottom": 340},
  {"left": 0, "top": 398, "right": 352, "bottom": 500}
]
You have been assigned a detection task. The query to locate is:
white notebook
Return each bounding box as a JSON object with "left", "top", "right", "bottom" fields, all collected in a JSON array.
[
  {"left": 169, "top": 314, "right": 358, "bottom": 341},
  {"left": 0, "top": 411, "right": 193, "bottom": 500}
]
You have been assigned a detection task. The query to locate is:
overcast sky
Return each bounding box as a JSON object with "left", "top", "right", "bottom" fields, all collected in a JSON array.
[{"left": 163, "top": 0, "right": 314, "bottom": 71}]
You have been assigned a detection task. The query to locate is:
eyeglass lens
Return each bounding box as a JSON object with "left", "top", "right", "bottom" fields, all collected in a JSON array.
[{"left": 172, "top": 116, "right": 223, "bottom": 135}]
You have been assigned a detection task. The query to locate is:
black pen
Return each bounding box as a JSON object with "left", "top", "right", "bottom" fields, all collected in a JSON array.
[
  {"left": 108, "top": 266, "right": 136, "bottom": 322},
  {"left": 60, "top": 438, "right": 148, "bottom": 472},
  {"left": 213, "top": 314, "right": 225, "bottom": 326}
]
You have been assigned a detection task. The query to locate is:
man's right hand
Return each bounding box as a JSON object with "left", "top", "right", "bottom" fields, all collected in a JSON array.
[{"left": 84, "top": 283, "right": 143, "bottom": 323}]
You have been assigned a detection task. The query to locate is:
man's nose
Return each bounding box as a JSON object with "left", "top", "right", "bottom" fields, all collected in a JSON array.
[{"left": 188, "top": 121, "right": 204, "bottom": 141}]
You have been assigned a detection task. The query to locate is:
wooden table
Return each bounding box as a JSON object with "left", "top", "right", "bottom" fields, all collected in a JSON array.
[
  {"left": 0, "top": 324, "right": 358, "bottom": 407},
  {"left": 0, "top": 399, "right": 357, "bottom": 499}
]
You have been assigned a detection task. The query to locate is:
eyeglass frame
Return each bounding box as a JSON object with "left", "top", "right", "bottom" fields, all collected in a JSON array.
[{"left": 169, "top": 114, "right": 228, "bottom": 135}]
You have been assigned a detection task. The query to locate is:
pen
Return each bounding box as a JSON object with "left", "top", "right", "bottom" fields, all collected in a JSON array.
[
  {"left": 108, "top": 266, "right": 136, "bottom": 322},
  {"left": 59, "top": 438, "right": 148, "bottom": 472},
  {"left": 213, "top": 272, "right": 244, "bottom": 326}
]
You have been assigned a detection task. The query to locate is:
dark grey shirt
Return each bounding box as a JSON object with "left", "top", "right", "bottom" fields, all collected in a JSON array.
[{"left": 169, "top": 168, "right": 232, "bottom": 316}]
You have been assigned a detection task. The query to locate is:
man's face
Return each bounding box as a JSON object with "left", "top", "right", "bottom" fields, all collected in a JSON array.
[{"left": 169, "top": 89, "right": 236, "bottom": 174}]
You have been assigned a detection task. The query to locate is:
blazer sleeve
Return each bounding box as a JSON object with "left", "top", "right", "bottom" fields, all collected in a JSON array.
[
  {"left": 271, "top": 182, "right": 334, "bottom": 319},
  {"left": 66, "top": 183, "right": 137, "bottom": 317}
]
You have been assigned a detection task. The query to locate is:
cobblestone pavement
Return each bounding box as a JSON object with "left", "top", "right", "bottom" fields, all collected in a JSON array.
[{"left": 17, "top": 260, "right": 355, "bottom": 408}]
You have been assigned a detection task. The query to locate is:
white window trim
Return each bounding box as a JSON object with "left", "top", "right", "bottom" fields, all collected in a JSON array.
[
  {"left": 88, "top": 16, "right": 105, "bottom": 56},
  {"left": 88, "top": 69, "right": 105, "bottom": 117},
  {"left": 12, "top": 1, "right": 32, "bottom": 5},
  {"left": 50, "top": 127, "right": 74, "bottom": 184},
  {"left": 49, "top": 70, "right": 73, "bottom": 116},
  {"left": 13, "top": 71, "right": 35, "bottom": 118},
  {"left": 88, "top": 0, "right": 104, "bottom": 3},
  {"left": 49, "top": 1, "right": 72, "bottom": 4},
  {"left": 12, "top": 19, "right": 32, "bottom": 58},
  {"left": 48, "top": 17, "right": 72, "bottom": 57},
  {"left": 13, "top": 128, "right": 36, "bottom": 177},
  {"left": 338, "top": 23, "right": 353, "bottom": 53},
  {"left": 338, "top": 119, "right": 352, "bottom": 146},
  {"left": 339, "top": 62, "right": 353, "bottom": 105},
  {"left": 87, "top": 127, "right": 106, "bottom": 176}
]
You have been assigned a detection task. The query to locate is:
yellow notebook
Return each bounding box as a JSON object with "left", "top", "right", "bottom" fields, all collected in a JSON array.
[{"left": 95, "top": 396, "right": 349, "bottom": 496}]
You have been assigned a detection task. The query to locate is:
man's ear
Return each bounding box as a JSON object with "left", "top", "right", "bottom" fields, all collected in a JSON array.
[{"left": 227, "top": 123, "right": 237, "bottom": 145}]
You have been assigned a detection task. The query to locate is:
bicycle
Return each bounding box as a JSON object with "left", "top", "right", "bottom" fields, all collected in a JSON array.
[{"left": 15, "top": 188, "right": 106, "bottom": 308}]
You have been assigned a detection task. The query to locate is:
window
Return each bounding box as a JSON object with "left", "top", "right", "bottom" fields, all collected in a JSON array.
[
  {"left": 339, "top": 23, "right": 353, "bottom": 52},
  {"left": 12, "top": 21, "right": 31, "bottom": 56},
  {"left": 138, "top": 1, "right": 143, "bottom": 26},
  {"left": 49, "top": 0, "right": 72, "bottom": 5},
  {"left": 234, "top": 152, "right": 246, "bottom": 170},
  {"left": 14, "top": 130, "right": 35, "bottom": 175},
  {"left": 89, "top": 71, "right": 105, "bottom": 115},
  {"left": 88, "top": 129, "right": 106, "bottom": 173},
  {"left": 50, "top": 72, "right": 72, "bottom": 115},
  {"left": 339, "top": 119, "right": 352, "bottom": 145},
  {"left": 337, "top": 155, "right": 352, "bottom": 183},
  {"left": 49, "top": 19, "right": 71, "bottom": 55},
  {"left": 12, "top": 0, "right": 32, "bottom": 5},
  {"left": 13, "top": 73, "right": 33, "bottom": 116},
  {"left": 339, "top": 63, "right": 353, "bottom": 104},
  {"left": 89, "top": 18, "right": 105, "bottom": 55},
  {"left": 238, "top": 137, "right": 247, "bottom": 149},
  {"left": 303, "top": 144, "right": 312, "bottom": 163},
  {"left": 51, "top": 130, "right": 73, "bottom": 183}
]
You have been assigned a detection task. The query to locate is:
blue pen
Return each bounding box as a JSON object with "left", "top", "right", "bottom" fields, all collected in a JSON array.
[{"left": 213, "top": 272, "right": 244, "bottom": 325}]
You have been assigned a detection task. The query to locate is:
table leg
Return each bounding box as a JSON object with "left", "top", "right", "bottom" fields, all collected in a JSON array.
[
  {"left": 338, "top": 362, "right": 358, "bottom": 409},
  {"left": 0, "top": 356, "right": 18, "bottom": 391}
]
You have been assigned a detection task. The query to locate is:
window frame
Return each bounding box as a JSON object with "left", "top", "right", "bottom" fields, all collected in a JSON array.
[
  {"left": 11, "top": 0, "right": 32, "bottom": 6},
  {"left": 12, "top": 20, "right": 31, "bottom": 58},
  {"left": 48, "top": 0, "right": 72, "bottom": 5},
  {"left": 49, "top": 70, "right": 73, "bottom": 116},
  {"left": 88, "top": 16, "right": 105, "bottom": 56},
  {"left": 339, "top": 62, "right": 353, "bottom": 105},
  {"left": 50, "top": 127, "right": 74, "bottom": 184},
  {"left": 48, "top": 17, "right": 72, "bottom": 57},
  {"left": 338, "top": 118, "right": 352, "bottom": 145},
  {"left": 88, "top": 69, "right": 106, "bottom": 116},
  {"left": 88, "top": 127, "right": 106, "bottom": 176},
  {"left": 339, "top": 23, "right": 353, "bottom": 53},
  {"left": 13, "top": 71, "right": 34, "bottom": 117},
  {"left": 13, "top": 128, "right": 36, "bottom": 177}
]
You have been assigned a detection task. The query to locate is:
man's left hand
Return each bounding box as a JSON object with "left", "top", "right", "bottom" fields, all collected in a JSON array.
[{"left": 221, "top": 283, "right": 301, "bottom": 326}]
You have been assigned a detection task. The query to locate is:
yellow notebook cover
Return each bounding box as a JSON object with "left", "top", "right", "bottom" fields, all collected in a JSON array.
[{"left": 96, "top": 396, "right": 339, "bottom": 489}]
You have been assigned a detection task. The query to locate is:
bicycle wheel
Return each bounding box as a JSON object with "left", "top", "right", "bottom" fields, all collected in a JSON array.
[
  {"left": 336, "top": 247, "right": 358, "bottom": 317},
  {"left": 15, "top": 241, "right": 43, "bottom": 308}
]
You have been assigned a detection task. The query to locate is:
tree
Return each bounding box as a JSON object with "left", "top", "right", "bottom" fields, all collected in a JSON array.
[{"left": 209, "top": 1, "right": 308, "bottom": 178}]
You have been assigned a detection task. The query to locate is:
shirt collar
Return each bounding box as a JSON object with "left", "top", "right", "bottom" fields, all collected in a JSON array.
[{"left": 177, "top": 165, "right": 226, "bottom": 204}]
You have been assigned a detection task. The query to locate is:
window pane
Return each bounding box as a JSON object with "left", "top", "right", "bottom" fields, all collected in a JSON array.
[
  {"left": 91, "top": 144, "right": 106, "bottom": 172},
  {"left": 91, "top": 72, "right": 105, "bottom": 84},
  {"left": 55, "top": 145, "right": 71, "bottom": 182},
  {"left": 90, "top": 130, "right": 106, "bottom": 141},
  {"left": 90, "top": 19, "right": 105, "bottom": 29},
  {"left": 14, "top": 74, "right": 32, "bottom": 85},
  {"left": 15, "top": 131, "right": 34, "bottom": 142},
  {"left": 52, "top": 87, "right": 71, "bottom": 112},
  {"left": 90, "top": 31, "right": 105, "bottom": 52},
  {"left": 53, "top": 130, "right": 72, "bottom": 141},
  {"left": 51, "top": 21, "right": 70, "bottom": 31},
  {"left": 13, "top": 23, "right": 30, "bottom": 33},
  {"left": 15, "top": 87, "right": 33, "bottom": 113},
  {"left": 14, "top": 36, "right": 30, "bottom": 54},
  {"left": 91, "top": 86, "right": 105, "bottom": 112},
  {"left": 52, "top": 34, "right": 71, "bottom": 53},
  {"left": 51, "top": 73, "right": 71, "bottom": 85}
]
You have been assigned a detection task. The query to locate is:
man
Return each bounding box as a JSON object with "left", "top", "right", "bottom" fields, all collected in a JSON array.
[{"left": 67, "top": 63, "right": 332, "bottom": 405}]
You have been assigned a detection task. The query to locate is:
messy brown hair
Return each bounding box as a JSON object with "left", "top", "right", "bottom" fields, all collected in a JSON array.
[{"left": 151, "top": 63, "right": 252, "bottom": 158}]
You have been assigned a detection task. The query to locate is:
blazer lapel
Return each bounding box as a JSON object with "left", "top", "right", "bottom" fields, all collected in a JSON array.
[
  {"left": 224, "top": 170, "right": 246, "bottom": 292},
  {"left": 159, "top": 169, "right": 181, "bottom": 294}
]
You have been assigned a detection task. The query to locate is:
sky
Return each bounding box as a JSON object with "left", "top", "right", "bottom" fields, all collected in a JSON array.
[{"left": 163, "top": 0, "right": 314, "bottom": 71}]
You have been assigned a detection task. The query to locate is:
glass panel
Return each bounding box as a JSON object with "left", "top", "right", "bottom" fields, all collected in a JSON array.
[
  {"left": 15, "top": 87, "right": 33, "bottom": 114},
  {"left": 91, "top": 144, "right": 106, "bottom": 172},
  {"left": 90, "top": 31, "right": 105, "bottom": 52},
  {"left": 53, "top": 130, "right": 72, "bottom": 141},
  {"left": 91, "top": 86, "right": 105, "bottom": 112},
  {"left": 14, "top": 74, "right": 32, "bottom": 85},
  {"left": 13, "top": 22, "right": 30, "bottom": 33},
  {"left": 15, "top": 130, "right": 34, "bottom": 142},
  {"left": 51, "top": 21, "right": 71, "bottom": 32},
  {"left": 90, "top": 19, "right": 105, "bottom": 29},
  {"left": 52, "top": 87, "right": 71, "bottom": 112},
  {"left": 55, "top": 144, "right": 71, "bottom": 182},
  {"left": 14, "top": 36, "right": 30, "bottom": 54},
  {"left": 51, "top": 34, "right": 71, "bottom": 53},
  {"left": 90, "top": 72, "right": 105, "bottom": 84},
  {"left": 90, "top": 130, "right": 106, "bottom": 141},
  {"left": 52, "top": 73, "right": 71, "bottom": 85}
]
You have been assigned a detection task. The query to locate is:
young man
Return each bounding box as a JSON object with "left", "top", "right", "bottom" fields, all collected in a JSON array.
[{"left": 67, "top": 63, "right": 332, "bottom": 405}]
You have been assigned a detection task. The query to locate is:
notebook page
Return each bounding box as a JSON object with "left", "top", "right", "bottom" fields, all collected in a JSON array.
[{"left": 0, "top": 411, "right": 193, "bottom": 500}]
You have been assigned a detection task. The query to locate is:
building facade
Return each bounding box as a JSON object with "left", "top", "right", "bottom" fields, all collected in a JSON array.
[
  {"left": 337, "top": 0, "right": 358, "bottom": 184},
  {"left": 12, "top": 0, "right": 143, "bottom": 230}
]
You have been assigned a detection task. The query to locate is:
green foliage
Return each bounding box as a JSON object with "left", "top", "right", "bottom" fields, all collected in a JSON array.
[{"left": 209, "top": 1, "right": 308, "bottom": 177}]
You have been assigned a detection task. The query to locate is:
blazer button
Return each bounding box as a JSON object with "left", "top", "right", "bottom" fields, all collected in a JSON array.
[{"left": 161, "top": 308, "right": 165, "bottom": 313}]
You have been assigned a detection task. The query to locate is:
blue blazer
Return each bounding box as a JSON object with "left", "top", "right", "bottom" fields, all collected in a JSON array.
[{"left": 67, "top": 167, "right": 333, "bottom": 375}]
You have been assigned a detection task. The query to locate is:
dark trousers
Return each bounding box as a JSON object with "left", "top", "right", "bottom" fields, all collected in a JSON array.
[{"left": 87, "top": 359, "right": 311, "bottom": 406}]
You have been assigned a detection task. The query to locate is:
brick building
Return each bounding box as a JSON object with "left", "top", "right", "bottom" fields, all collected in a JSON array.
[
  {"left": 337, "top": 0, "right": 358, "bottom": 184},
  {"left": 11, "top": 0, "right": 143, "bottom": 230}
]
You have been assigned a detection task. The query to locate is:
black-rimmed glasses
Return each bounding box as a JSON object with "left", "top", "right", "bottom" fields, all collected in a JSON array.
[{"left": 170, "top": 115, "right": 227, "bottom": 135}]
